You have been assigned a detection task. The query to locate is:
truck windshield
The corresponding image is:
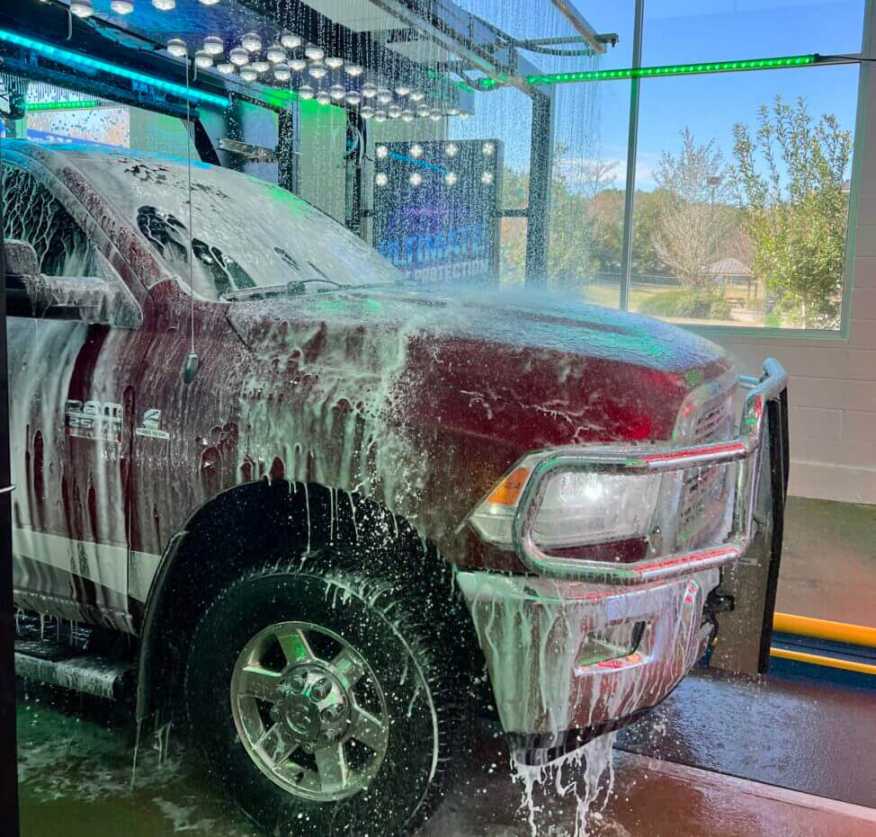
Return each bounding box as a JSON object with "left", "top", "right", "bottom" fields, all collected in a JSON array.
[{"left": 64, "top": 147, "right": 404, "bottom": 301}]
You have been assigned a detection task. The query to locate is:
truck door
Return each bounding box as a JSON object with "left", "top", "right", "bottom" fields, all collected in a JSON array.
[{"left": 4, "top": 163, "right": 144, "bottom": 632}]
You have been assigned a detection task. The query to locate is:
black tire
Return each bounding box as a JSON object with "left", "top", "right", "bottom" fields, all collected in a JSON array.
[{"left": 184, "top": 558, "right": 473, "bottom": 836}]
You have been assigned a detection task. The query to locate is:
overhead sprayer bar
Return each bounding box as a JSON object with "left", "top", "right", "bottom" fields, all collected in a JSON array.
[{"left": 550, "top": 0, "right": 609, "bottom": 54}]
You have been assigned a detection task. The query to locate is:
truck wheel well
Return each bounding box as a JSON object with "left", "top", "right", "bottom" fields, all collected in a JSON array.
[{"left": 136, "top": 479, "right": 466, "bottom": 724}]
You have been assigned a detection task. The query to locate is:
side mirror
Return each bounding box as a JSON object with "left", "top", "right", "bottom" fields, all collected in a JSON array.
[
  {"left": 4, "top": 240, "right": 39, "bottom": 276},
  {"left": 4, "top": 239, "right": 142, "bottom": 328}
]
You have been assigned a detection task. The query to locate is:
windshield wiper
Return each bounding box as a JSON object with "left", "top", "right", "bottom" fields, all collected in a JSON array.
[
  {"left": 287, "top": 278, "right": 345, "bottom": 294},
  {"left": 221, "top": 278, "right": 344, "bottom": 302},
  {"left": 221, "top": 279, "right": 408, "bottom": 302}
]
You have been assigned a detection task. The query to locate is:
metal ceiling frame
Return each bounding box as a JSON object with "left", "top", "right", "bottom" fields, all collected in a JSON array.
[
  {"left": 2, "top": 1, "right": 475, "bottom": 116},
  {"left": 0, "top": 7, "right": 234, "bottom": 115},
  {"left": 1, "top": 0, "right": 569, "bottom": 280},
  {"left": 366, "top": 0, "right": 535, "bottom": 95},
  {"left": 551, "top": 0, "right": 610, "bottom": 53}
]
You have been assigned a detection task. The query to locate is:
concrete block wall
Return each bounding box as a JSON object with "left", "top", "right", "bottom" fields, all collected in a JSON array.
[{"left": 694, "top": 36, "right": 876, "bottom": 506}]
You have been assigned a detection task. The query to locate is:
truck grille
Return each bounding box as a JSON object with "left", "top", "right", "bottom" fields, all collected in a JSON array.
[
  {"left": 677, "top": 385, "right": 735, "bottom": 546},
  {"left": 692, "top": 400, "right": 732, "bottom": 444}
]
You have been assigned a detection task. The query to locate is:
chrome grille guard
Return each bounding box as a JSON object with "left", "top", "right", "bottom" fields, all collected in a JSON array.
[{"left": 512, "top": 359, "right": 789, "bottom": 584}]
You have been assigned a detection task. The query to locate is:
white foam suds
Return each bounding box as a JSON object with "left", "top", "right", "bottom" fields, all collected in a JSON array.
[{"left": 511, "top": 732, "right": 617, "bottom": 837}]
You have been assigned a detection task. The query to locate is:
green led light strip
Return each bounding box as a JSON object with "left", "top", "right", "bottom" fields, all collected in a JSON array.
[
  {"left": 259, "top": 88, "right": 296, "bottom": 110},
  {"left": 26, "top": 99, "right": 104, "bottom": 112},
  {"left": 0, "top": 29, "right": 229, "bottom": 109},
  {"left": 525, "top": 54, "right": 817, "bottom": 86}
]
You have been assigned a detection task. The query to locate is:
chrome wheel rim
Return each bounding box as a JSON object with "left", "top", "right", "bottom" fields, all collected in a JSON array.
[{"left": 230, "top": 621, "right": 389, "bottom": 802}]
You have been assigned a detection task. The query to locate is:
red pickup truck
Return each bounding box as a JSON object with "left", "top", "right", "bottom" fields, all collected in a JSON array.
[{"left": 4, "top": 139, "right": 787, "bottom": 836}]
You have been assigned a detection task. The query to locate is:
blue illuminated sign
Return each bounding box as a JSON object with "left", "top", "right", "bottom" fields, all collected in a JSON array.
[{"left": 373, "top": 139, "right": 501, "bottom": 282}]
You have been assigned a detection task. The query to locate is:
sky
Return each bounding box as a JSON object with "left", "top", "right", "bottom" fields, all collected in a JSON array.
[{"left": 451, "top": 0, "right": 866, "bottom": 192}]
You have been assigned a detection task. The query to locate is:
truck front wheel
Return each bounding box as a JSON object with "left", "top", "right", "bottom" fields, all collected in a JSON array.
[{"left": 184, "top": 562, "right": 469, "bottom": 836}]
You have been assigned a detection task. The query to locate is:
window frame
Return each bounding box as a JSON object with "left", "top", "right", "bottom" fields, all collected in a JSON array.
[
  {"left": 2, "top": 154, "right": 145, "bottom": 328},
  {"left": 606, "top": 0, "right": 871, "bottom": 342}
]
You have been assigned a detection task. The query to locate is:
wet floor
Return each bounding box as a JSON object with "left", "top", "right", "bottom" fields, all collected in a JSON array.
[
  {"left": 423, "top": 746, "right": 876, "bottom": 837},
  {"left": 618, "top": 668, "right": 876, "bottom": 807},
  {"left": 777, "top": 497, "right": 876, "bottom": 627},
  {"left": 17, "top": 682, "right": 257, "bottom": 837},
  {"left": 16, "top": 673, "right": 876, "bottom": 837}
]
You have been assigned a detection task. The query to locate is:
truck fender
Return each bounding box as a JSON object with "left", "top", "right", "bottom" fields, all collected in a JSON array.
[{"left": 134, "top": 478, "right": 467, "bottom": 725}]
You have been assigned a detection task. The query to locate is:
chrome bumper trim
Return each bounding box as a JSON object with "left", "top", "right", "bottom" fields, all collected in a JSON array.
[
  {"left": 511, "top": 358, "right": 788, "bottom": 584},
  {"left": 457, "top": 568, "right": 719, "bottom": 737}
]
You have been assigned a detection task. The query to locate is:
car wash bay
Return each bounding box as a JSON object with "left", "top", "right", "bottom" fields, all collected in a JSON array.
[
  {"left": 2, "top": 1, "right": 876, "bottom": 835},
  {"left": 12, "top": 505, "right": 876, "bottom": 836}
]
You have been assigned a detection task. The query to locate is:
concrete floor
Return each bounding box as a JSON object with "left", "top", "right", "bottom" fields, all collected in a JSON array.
[
  {"left": 17, "top": 670, "right": 876, "bottom": 836},
  {"left": 776, "top": 496, "right": 876, "bottom": 626},
  {"left": 617, "top": 669, "right": 876, "bottom": 808},
  {"left": 422, "top": 747, "right": 876, "bottom": 837}
]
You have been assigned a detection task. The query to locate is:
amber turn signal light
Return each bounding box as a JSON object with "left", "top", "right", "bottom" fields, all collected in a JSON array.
[{"left": 486, "top": 466, "right": 531, "bottom": 506}]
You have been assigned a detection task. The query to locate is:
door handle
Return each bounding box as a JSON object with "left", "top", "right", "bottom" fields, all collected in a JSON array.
[{"left": 0, "top": 484, "right": 15, "bottom": 495}]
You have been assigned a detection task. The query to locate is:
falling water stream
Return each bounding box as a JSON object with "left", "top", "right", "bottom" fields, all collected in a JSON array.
[{"left": 511, "top": 734, "right": 617, "bottom": 837}]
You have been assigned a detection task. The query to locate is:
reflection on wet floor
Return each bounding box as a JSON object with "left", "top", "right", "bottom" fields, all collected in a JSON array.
[
  {"left": 17, "top": 675, "right": 876, "bottom": 836},
  {"left": 617, "top": 669, "right": 876, "bottom": 807},
  {"left": 423, "top": 744, "right": 876, "bottom": 836},
  {"left": 17, "top": 682, "right": 257, "bottom": 837}
]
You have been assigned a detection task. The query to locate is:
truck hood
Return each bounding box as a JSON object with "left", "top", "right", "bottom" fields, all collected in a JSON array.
[
  {"left": 223, "top": 283, "right": 736, "bottom": 555},
  {"left": 228, "top": 282, "right": 733, "bottom": 451},
  {"left": 229, "top": 282, "right": 729, "bottom": 378}
]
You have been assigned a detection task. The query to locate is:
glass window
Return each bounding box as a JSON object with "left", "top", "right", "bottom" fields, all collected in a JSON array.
[
  {"left": 547, "top": 79, "right": 630, "bottom": 305},
  {"left": 6, "top": 81, "right": 193, "bottom": 155},
  {"left": 449, "top": 2, "right": 636, "bottom": 296},
  {"left": 21, "top": 83, "right": 130, "bottom": 148},
  {"left": 2, "top": 165, "right": 97, "bottom": 276},
  {"left": 629, "top": 64, "right": 857, "bottom": 329},
  {"left": 450, "top": 86, "right": 532, "bottom": 283},
  {"left": 453, "top": 87, "right": 532, "bottom": 212},
  {"left": 497, "top": 216, "right": 527, "bottom": 283}
]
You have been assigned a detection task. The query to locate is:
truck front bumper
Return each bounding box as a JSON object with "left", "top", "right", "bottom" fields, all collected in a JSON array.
[
  {"left": 459, "top": 359, "right": 788, "bottom": 745},
  {"left": 457, "top": 567, "right": 718, "bottom": 738}
]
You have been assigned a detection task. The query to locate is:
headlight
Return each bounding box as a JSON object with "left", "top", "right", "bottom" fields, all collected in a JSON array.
[
  {"left": 469, "top": 453, "right": 660, "bottom": 550},
  {"left": 533, "top": 470, "right": 660, "bottom": 548}
]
